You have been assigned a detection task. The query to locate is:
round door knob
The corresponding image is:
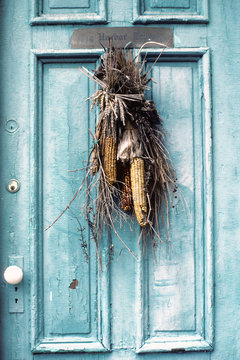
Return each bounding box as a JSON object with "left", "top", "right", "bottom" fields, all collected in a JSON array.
[{"left": 4, "top": 265, "right": 23, "bottom": 285}]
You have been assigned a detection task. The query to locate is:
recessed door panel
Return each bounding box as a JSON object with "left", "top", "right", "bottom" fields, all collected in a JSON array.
[
  {"left": 30, "top": 55, "right": 110, "bottom": 353},
  {"left": 136, "top": 50, "right": 213, "bottom": 353}
]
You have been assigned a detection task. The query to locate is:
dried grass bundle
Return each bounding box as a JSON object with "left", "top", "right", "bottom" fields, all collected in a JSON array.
[{"left": 46, "top": 41, "right": 178, "bottom": 267}]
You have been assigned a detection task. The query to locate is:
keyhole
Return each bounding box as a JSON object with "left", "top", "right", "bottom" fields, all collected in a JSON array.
[
  {"left": 10, "top": 185, "right": 16, "bottom": 191},
  {"left": 15, "top": 287, "right": 18, "bottom": 292},
  {"left": 15, "top": 298, "right": 18, "bottom": 303}
]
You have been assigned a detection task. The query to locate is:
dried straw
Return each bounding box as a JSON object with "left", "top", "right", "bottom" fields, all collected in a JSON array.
[{"left": 45, "top": 41, "right": 178, "bottom": 267}]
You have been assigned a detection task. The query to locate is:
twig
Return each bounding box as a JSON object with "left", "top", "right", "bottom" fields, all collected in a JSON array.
[{"left": 44, "top": 168, "right": 91, "bottom": 231}]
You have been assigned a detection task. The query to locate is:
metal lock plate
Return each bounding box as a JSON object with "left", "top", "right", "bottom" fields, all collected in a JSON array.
[{"left": 8, "top": 256, "right": 24, "bottom": 313}]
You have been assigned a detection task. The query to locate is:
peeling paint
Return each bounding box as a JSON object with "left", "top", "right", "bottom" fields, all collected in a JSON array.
[
  {"left": 69, "top": 279, "right": 78, "bottom": 289},
  {"left": 171, "top": 348, "right": 185, "bottom": 353}
]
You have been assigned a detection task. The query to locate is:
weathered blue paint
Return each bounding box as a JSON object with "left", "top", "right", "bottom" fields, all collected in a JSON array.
[
  {"left": 30, "top": 52, "right": 110, "bottom": 353},
  {"left": 30, "top": 0, "right": 108, "bottom": 25},
  {"left": 136, "top": 48, "right": 213, "bottom": 353},
  {"left": 1, "top": 0, "right": 240, "bottom": 359},
  {"left": 132, "top": 0, "right": 209, "bottom": 23}
]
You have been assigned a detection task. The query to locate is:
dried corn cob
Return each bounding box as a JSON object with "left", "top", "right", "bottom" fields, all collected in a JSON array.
[
  {"left": 121, "top": 166, "right": 132, "bottom": 212},
  {"left": 104, "top": 136, "right": 117, "bottom": 184},
  {"left": 130, "top": 158, "right": 148, "bottom": 226}
]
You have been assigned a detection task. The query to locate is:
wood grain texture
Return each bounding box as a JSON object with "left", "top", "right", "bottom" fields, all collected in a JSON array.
[
  {"left": 30, "top": 0, "right": 107, "bottom": 24},
  {"left": 0, "top": 0, "right": 240, "bottom": 358},
  {"left": 30, "top": 52, "right": 110, "bottom": 353},
  {"left": 133, "top": 0, "right": 208, "bottom": 23},
  {"left": 0, "top": 0, "right": 31, "bottom": 358},
  {"left": 207, "top": 0, "right": 240, "bottom": 359},
  {"left": 136, "top": 49, "right": 213, "bottom": 353}
]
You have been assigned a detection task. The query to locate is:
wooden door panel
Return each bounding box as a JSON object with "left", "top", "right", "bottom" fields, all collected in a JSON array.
[
  {"left": 43, "top": 63, "right": 92, "bottom": 338},
  {"left": 30, "top": 53, "right": 110, "bottom": 353},
  {"left": 136, "top": 49, "right": 213, "bottom": 353},
  {"left": 30, "top": 0, "right": 107, "bottom": 24},
  {"left": 133, "top": 0, "right": 208, "bottom": 23}
]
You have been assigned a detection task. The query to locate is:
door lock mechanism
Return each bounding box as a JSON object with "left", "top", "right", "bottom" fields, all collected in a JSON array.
[{"left": 4, "top": 257, "right": 24, "bottom": 313}]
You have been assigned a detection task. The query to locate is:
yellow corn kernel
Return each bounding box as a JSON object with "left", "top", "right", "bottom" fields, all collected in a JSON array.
[
  {"left": 104, "top": 136, "right": 117, "bottom": 184},
  {"left": 130, "top": 158, "right": 148, "bottom": 226},
  {"left": 121, "top": 166, "right": 132, "bottom": 212}
]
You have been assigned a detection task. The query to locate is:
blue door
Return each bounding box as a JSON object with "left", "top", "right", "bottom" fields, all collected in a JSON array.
[{"left": 1, "top": 1, "right": 240, "bottom": 359}]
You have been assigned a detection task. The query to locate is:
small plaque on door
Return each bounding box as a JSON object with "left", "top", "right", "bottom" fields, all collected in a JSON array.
[{"left": 70, "top": 27, "right": 173, "bottom": 49}]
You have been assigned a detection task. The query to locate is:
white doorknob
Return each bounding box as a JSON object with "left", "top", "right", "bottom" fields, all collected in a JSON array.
[{"left": 4, "top": 265, "right": 23, "bottom": 285}]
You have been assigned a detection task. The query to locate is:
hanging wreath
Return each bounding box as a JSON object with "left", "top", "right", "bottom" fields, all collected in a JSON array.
[{"left": 46, "top": 41, "right": 178, "bottom": 267}]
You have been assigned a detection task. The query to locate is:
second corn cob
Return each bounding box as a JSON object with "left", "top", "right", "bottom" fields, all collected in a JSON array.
[
  {"left": 121, "top": 166, "right": 132, "bottom": 212},
  {"left": 130, "top": 157, "right": 148, "bottom": 226},
  {"left": 104, "top": 135, "right": 117, "bottom": 185}
]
